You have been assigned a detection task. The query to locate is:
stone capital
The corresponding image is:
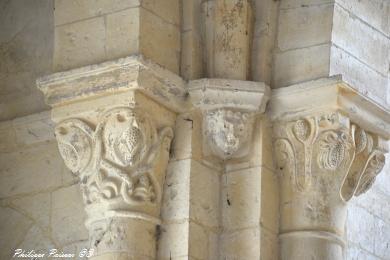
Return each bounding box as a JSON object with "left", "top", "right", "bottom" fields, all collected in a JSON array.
[
  {"left": 189, "top": 78, "right": 270, "bottom": 160},
  {"left": 269, "top": 77, "right": 390, "bottom": 260},
  {"left": 37, "top": 55, "right": 187, "bottom": 258}
]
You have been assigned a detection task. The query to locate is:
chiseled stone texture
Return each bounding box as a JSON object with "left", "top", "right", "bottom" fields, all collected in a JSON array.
[
  {"left": 53, "top": 0, "right": 181, "bottom": 74},
  {"left": 0, "top": 112, "right": 88, "bottom": 259},
  {"left": 0, "top": 0, "right": 53, "bottom": 121}
]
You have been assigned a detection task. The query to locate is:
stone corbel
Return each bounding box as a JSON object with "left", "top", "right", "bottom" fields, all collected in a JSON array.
[
  {"left": 269, "top": 76, "right": 390, "bottom": 260},
  {"left": 189, "top": 78, "right": 270, "bottom": 160},
  {"left": 37, "top": 56, "right": 188, "bottom": 259}
]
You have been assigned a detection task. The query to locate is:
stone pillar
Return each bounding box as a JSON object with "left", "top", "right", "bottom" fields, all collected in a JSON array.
[
  {"left": 37, "top": 56, "right": 187, "bottom": 259},
  {"left": 269, "top": 77, "right": 390, "bottom": 260}
]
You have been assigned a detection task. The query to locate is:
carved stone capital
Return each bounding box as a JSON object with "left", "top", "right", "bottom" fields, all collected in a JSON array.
[
  {"left": 189, "top": 78, "right": 270, "bottom": 159},
  {"left": 55, "top": 108, "right": 173, "bottom": 220},
  {"left": 37, "top": 56, "right": 186, "bottom": 258},
  {"left": 274, "top": 112, "right": 387, "bottom": 201},
  {"left": 270, "top": 77, "right": 390, "bottom": 260}
]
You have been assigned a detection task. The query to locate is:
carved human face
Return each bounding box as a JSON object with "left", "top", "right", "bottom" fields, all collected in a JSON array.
[{"left": 205, "top": 109, "right": 252, "bottom": 159}]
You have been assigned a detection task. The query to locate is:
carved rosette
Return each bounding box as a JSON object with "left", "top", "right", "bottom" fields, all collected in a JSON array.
[
  {"left": 54, "top": 107, "right": 173, "bottom": 221},
  {"left": 273, "top": 112, "right": 386, "bottom": 200},
  {"left": 204, "top": 109, "right": 254, "bottom": 159}
]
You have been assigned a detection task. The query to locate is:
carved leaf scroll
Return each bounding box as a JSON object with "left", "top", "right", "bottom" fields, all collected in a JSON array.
[{"left": 55, "top": 108, "right": 173, "bottom": 208}]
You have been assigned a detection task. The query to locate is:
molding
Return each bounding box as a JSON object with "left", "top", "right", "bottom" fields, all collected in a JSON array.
[
  {"left": 189, "top": 78, "right": 270, "bottom": 112},
  {"left": 37, "top": 55, "right": 189, "bottom": 113},
  {"left": 269, "top": 76, "right": 390, "bottom": 139}
]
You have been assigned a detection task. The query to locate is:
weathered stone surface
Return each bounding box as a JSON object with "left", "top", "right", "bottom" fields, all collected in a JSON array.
[
  {"left": 272, "top": 44, "right": 330, "bottom": 88},
  {"left": 222, "top": 167, "right": 261, "bottom": 231},
  {"left": 0, "top": 207, "right": 33, "bottom": 260},
  {"left": 220, "top": 227, "right": 261, "bottom": 259},
  {"left": 51, "top": 185, "right": 88, "bottom": 246},
  {"left": 335, "top": 0, "right": 389, "bottom": 36},
  {"left": 0, "top": 0, "right": 53, "bottom": 121},
  {"left": 12, "top": 192, "right": 51, "bottom": 232},
  {"left": 277, "top": 4, "right": 333, "bottom": 51},
  {"left": 330, "top": 45, "right": 388, "bottom": 107},
  {"left": 54, "top": 17, "right": 106, "bottom": 71},
  {"left": 106, "top": 8, "right": 140, "bottom": 59},
  {"left": 0, "top": 141, "right": 63, "bottom": 198},
  {"left": 190, "top": 160, "right": 220, "bottom": 228},
  {"left": 332, "top": 4, "right": 389, "bottom": 75},
  {"left": 347, "top": 204, "right": 376, "bottom": 253}
]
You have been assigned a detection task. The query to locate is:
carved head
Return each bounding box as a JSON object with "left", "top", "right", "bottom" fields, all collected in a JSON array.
[{"left": 204, "top": 109, "right": 253, "bottom": 159}]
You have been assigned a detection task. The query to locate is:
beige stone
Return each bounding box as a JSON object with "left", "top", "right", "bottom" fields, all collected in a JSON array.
[{"left": 51, "top": 185, "right": 88, "bottom": 246}]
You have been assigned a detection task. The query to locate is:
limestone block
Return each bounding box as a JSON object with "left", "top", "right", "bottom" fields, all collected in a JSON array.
[
  {"left": 161, "top": 160, "right": 191, "bottom": 221},
  {"left": 261, "top": 167, "right": 279, "bottom": 233},
  {"left": 12, "top": 111, "right": 55, "bottom": 146},
  {"left": 261, "top": 228, "right": 278, "bottom": 260},
  {"left": 157, "top": 221, "right": 189, "bottom": 259},
  {"left": 54, "top": 0, "right": 140, "bottom": 26},
  {"left": 373, "top": 153, "right": 390, "bottom": 196},
  {"left": 106, "top": 8, "right": 140, "bottom": 59},
  {"left": 272, "top": 44, "right": 330, "bottom": 88},
  {"left": 208, "top": 230, "right": 219, "bottom": 260},
  {"left": 332, "top": 4, "right": 389, "bottom": 75},
  {"left": 11, "top": 192, "right": 51, "bottom": 232},
  {"left": 54, "top": 17, "right": 106, "bottom": 71},
  {"left": 140, "top": 8, "right": 181, "bottom": 73},
  {"left": 373, "top": 218, "right": 390, "bottom": 259},
  {"left": 330, "top": 45, "right": 388, "bottom": 107},
  {"left": 222, "top": 167, "right": 261, "bottom": 231},
  {"left": 18, "top": 225, "right": 56, "bottom": 253},
  {"left": 142, "top": 0, "right": 180, "bottom": 26},
  {"left": 351, "top": 189, "right": 390, "bottom": 225},
  {"left": 280, "top": 0, "right": 334, "bottom": 9},
  {"left": 189, "top": 160, "right": 220, "bottom": 229},
  {"left": 347, "top": 204, "right": 376, "bottom": 252},
  {"left": 249, "top": 116, "right": 274, "bottom": 171},
  {"left": 51, "top": 185, "right": 88, "bottom": 246},
  {"left": 0, "top": 121, "right": 17, "bottom": 152},
  {"left": 277, "top": 4, "right": 333, "bottom": 51},
  {"left": 0, "top": 141, "right": 63, "bottom": 198},
  {"left": 0, "top": 207, "right": 33, "bottom": 260},
  {"left": 220, "top": 227, "right": 261, "bottom": 259},
  {"left": 188, "top": 222, "right": 208, "bottom": 260},
  {"left": 335, "top": 0, "right": 389, "bottom": 36},
  {"left": 346, "top": 243, "right": 379, "bottom": 260},
  {"left": 0, "top": 0, "right": 53, "bottom": 121}
]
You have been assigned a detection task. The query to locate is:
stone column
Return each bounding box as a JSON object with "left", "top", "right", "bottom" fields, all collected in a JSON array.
[
  {"left": 189, "top": 78, "right": 270, "bottom": 259},
  {"left": 37, "top": 56, "right": 187, "bottom": 260},
  {"left": 269, "top": 77, "right": 390, "bottom": 260}
]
